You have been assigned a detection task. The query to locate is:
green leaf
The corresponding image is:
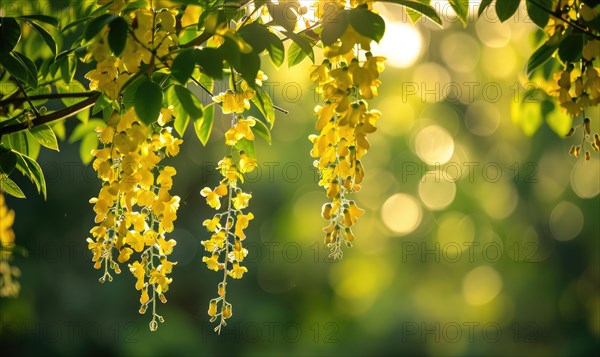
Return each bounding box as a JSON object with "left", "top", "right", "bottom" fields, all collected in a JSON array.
[
  {"left": 195, "top": 47, "right": 224, "bottom": 79},
  {"left": 165, "top": 85, "right": 188, "bottom": 136},
  {"left": 238, "top": 52, "right": 261, "bottom": 86},
  {"left": 251, "top": 116, "right": 271, "bottom": 144},
  {"left": 27, "top": 21, "right": 57, "bottom": 56},
  {"left": 0, "top": 175, "right": 25, "bottom": 199},
  {"left": 348, "top": 9, "right": 385, "bottom": 43},
  {"left": 478, "top": 0, "right": 493, "bottom": 17},
  {"left": 24, "top": 132, "right": 41, "bottom": 160},
  {"left": 219, "top": 36, "right": 241, "bottom": 68},
  {"left": 13, "top": 51, "right": 38, "bottom": 89},
  {"left": 237, "top": 22, "right": 271, "bottom": 53},
  {"left": 171, "top": 48, "right": 197, "bottom": 84},
  {"left": 558, "top": 34, "right": 584, "bottom": 63},
  {"left": 526, "top": 0, "right": 551, "bottom": 28},
  {"left": 4, "top": 132, "right": 28, "bottom": 156},
  {"left": 85, "top": 14, "right": 118, "bottom": 40},
  {"left": 122, "top": 75, "right": 144, "bottom": 109},
  {"left": 285, "top": 32, "right": 314, "bottom": 67},
  {"left": 17, "top": 15, "right": 59, "bottom": 27},
  {"left": 378, "top": 1, "right": 442, "bottom": 26},
  {"left": 193, "top": 104, "right": 213, "bottom": 146},
  {"left": 62, "top": 17, "right": 92, "bottom": 33},
  {"left": 15, "top": 152, "right": 46, "bottom": 199},
  {"left": 321, "top": 11, "right": 349, "bottom": 46},
  {"left": 496, "top": 0, "right": 521, "bottom": 22},
  {"left": 0, "top": 147, "right": 17, "bottom": 175},
  {"left": 79, "top": 133, "right": 98, "bottom": 164},
  {"left": 108, "top": 17, "right": 128, "bottom": 56},
  {"left": 448, "top": 0, "right": 469, "bottom": 24},
  {"left": 134, "top": 78, "right": 163, "bottom": 125},
  {"left": 267, "top": 35, "right": 284, "bottom": 68},
  {"left": 0, "top": 53, "right": 31, "bottom": 87},
  {"left": 0, "top": 17, "right": 21, "bottom": 53},
  {"left": 251, "top": 87, "right": 276, "bottom": 128},
  {"left": 174, "top": 84, "right": 203, "bottom": 121},
  {"left": 287, "top": 41, "right": 307, "bottom": 67},
  {"left": 29, "top": 124, "right": 59, "bottom": 151},
  {"left": 406, "top": 0, "right": 430, "bottom": 23},
  {"left": 92, "top": 93, "right": 113, "bottom": 115},
  {"left": 234, "top": 138, "right": 256, "bottom": 158},
  {"left": 527, "top": 41, "right": 558, "bottom": 75}
]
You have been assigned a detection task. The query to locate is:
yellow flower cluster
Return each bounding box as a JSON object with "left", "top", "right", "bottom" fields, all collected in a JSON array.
[
  {"left": 87, "top": 109, "right": 183, "bottom": 331},
  {"left": 84, "top": 7, "right": 178, "bottom": 99},
  {"left": 310, "top": 24, "right": 385, "bottom": 259},
  {"left": 201, "top": 96, "right": 257, "bottom": 333},
  {"left": 547, "top": 42, "right": 600, "bottom": 117},
  {"left": 543, "top": 1, "right": 599, "bottom": 159},
  {"left": 0, "top": 192, "right": 20, "bottom": 298}
]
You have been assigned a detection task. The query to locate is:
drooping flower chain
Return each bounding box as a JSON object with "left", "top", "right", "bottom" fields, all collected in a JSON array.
[
  {"left": 309, "top": 6, "right": 385, "bottom": 259},
  {"left": 87, "top": 109, "right": 182, "bottom": 331},
  {"left": 544, "top": 0, "right": 600, "bottom": 158},
  {"left": 0, "top": 192, "right": 20, "bottom": 298},
  {"left": 201, "top": 85, "right": 257, "bottom": 334}
]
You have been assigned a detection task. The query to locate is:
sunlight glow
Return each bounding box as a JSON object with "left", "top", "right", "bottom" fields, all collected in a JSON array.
[
  {"left": 376, "top": 21, "right": 422, "bottom": 68},
  {"left": 381, "top": 193, "right": 422, "bottom": 235}
]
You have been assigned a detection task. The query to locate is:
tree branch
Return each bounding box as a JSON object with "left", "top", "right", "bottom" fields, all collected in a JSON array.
[
  {"left": 0, "top": 92, "right": 97, "bottom": 108},
  {"left": 0, "top": 92, "right": 100, "bottom": 138},
  {"left": 529, "top": 0, "right": 600, "bottom": 40}
]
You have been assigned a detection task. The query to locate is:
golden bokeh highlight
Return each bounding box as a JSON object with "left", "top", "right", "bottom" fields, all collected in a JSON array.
[
  {"left": 419, "top": 175, "right": 456, "bottom": 210},
  {"left": 462, "top": 265, "right": 503, "bottom": 305},
  {"left": 550, "top": 201, "right": 584, "bottom": 241},
  {"left": 414, "top": 125, "right": 455, "bottom": 165},
  {"left": 381, "top": 193, "right": 422, "bottom": 235}
]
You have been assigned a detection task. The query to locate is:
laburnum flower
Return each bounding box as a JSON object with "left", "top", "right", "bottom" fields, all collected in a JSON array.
[
  {"left": 201, "top": 183, "right": 228, "bottom": 210},
  {"left": 228, "top": 262, "right": 248, "bottom": 279},
  {"left": 232, "top": 190, "right": 252, "bottom": 210},
  {"left": 224, "top": 117, "right": 256, "bottom": 145},
  {"left": 203, "top": 253, "right": 221, "bottom": 271},
  {"left": 239, "top": 151, "right": 258, "bottom": 173},
  {"left": 203, "top": 215, "right": 222, "bottom": 232},
  {"left": 234, "top": 212, "right": 254, "bottom": 239},
  {"left": 0, "top": 193, "right": 16, "bottom": 249},
  {"left": 213, "top": 90, "right": 254, "bottom": 114},
  {"left": 0, "top": 191, "right": 20, "bottom": 298}
]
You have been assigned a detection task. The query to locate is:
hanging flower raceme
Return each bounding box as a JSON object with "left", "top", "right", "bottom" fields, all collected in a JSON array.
[
  {"left": 542, "top": 1, "right": 600, "bottom": 160},
  {"left": 87, "top": 109, "right": 183, "bottom": 331},
  {"left": 200, "top": 87, "right": 258, "bottom": 334},
  {"left": 0, "top": 192, "right": 20, "bottom": 298},
  {"left": 309, "top": 6, "right": 386, "bottom": 259}
]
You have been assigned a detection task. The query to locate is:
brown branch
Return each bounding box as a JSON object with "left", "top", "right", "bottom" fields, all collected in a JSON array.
[
  {"left": 0, "top": 92, "right": 100, "bottom": 137},
  {"left": 0, "top": 92, "right": 97, "bottom": 108}
]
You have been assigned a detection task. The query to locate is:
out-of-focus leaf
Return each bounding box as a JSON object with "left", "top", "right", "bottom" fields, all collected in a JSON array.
[
  {"left": 108, "top": 17, "right": 128, "bottom": 56},
  {"left": 496, "top": 0, "right": 521, "bottom": 22},
  {"left": 448, "top": 0, "right": 469, "bottom": 24}
]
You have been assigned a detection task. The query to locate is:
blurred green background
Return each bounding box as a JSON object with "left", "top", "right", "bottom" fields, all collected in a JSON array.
[{"left": 1, "top": 1, "right": 599, "bottom": 356}]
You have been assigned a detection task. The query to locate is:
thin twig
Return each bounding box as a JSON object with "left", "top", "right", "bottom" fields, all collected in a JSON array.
[{"left": 14, "top": 79, "right": 40, "bottom": 118}]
